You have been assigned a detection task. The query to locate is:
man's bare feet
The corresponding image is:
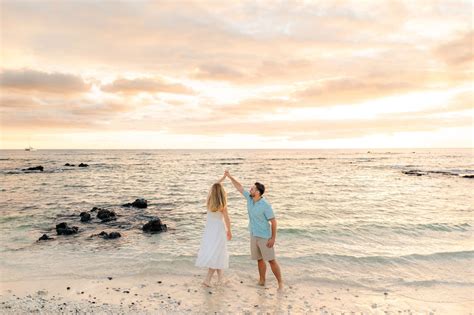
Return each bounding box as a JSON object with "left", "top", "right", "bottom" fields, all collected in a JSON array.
[
  {"left": 257, "top": 280, "right": 265, "bottom": 286},
  {"left": 202, "top": 281, "right": 212, "bottom": 287}
]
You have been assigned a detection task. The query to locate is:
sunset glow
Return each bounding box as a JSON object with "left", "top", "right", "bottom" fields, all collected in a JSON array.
[{"left": 1, "top": 0, "right": 472, "bottom": 149}]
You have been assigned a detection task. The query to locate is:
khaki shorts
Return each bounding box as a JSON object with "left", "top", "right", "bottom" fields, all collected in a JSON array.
[{"left": 250, "top": 236, "right": 276, "bottom": 261}]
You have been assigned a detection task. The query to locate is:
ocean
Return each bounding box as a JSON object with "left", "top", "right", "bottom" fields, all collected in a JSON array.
[{"left": 1, "top": 149, "right": 473, "bottom": 295}]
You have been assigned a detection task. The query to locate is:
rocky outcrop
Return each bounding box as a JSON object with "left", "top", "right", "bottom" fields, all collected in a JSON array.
[
  {"left": 80, "top": 212, "right": 91, "bottom": 222},
  {"left": 96, "top": 231, "right": 122, "bottom": 239},
  {"left": 122, "top": 198, "right": 148, "bottom": 208},
  {"left": 23, "top": 166, "right": 44, "bottom": 171},
  {"left": 78, "top": 163, "right": 89, "bottom": 167},
  {"left": 56, "top": 222, "right": 79, "bottom": 235},
  {"left": 97, "top": 208, "right": 117, "bottom": 222},
  {"left": 37, "top": 234, "right": 54, "bottom": 241},
  {"left": 142, "top": 218, "right": 167, "bottom": 233},
  {"left": 402, "top": 170, "right": 426, "bottom": 176}
]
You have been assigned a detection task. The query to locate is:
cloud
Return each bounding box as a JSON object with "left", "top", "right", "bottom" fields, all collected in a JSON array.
[
  {"left": 101, "top": 77, "right": 194, "bottom": 95},
  {"left": 211, "top": 98, "right": 294, "bottom": 117},
  {"left": 157, "top": 113, "right": 471, "bottom": 141},
  {"left": 1, "top": 1, "right": 472, "bottom": 148},
  {"left": 0, "top": 94, "right": 39, "bottom": 109},
  {"left": 192, "top": 64, "right": 245, "bottom": 81},
  {"left": 294, "top": 76, "right": 415, "bottom": 107},
  {"left": 0, "top": 68, "right": 90, "bottom": 94},
  {"left": 435, "top": 31, "right": 474, "bottom": 66}
]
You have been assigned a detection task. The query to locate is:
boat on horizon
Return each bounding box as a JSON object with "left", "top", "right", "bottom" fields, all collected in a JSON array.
[{"left": 25, "top": 145, "right": 37, "bottom": 151}]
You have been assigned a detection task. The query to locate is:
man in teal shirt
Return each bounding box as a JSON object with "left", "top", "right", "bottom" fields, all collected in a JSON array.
[{"left": 225, "top": 170, "right": 283, "bottom": 291}]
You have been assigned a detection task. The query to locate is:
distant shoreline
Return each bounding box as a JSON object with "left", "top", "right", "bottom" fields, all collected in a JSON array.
[{"left": 1, "top": 148, "right": 473, "bottom": 151}]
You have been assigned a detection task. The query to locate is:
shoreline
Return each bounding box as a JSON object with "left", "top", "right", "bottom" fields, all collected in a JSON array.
[{"left": 1, "top": 272, "right": 471, "bottom": 314}]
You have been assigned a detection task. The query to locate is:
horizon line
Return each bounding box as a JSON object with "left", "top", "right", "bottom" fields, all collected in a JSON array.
[{"left": 1, "top": 147, "right": 473, "bottom": 150}]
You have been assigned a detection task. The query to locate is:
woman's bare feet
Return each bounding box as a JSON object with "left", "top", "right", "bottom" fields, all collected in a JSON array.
[
  {"left": 202, "top": 281, "right": 212, "bottom": 287},
  {"left": 257, "top": 280, "right": 265, "bottom": 286},
  {"left": 277, "top": 282, "right": 284, "bottom": 292}
]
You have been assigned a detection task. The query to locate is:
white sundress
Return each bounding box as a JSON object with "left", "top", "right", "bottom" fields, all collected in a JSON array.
[{"left": 195, "top": 210, "right": 229, "bottom": 269}]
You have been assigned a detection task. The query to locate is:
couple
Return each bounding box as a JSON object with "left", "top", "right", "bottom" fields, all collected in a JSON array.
[{"left": 195, "top": 170, "right": 283, "bottom": 291}]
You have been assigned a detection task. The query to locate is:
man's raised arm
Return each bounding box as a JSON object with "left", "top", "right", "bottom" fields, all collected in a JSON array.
[{"left": 225, "top": 170, "right": 244, "bottom": 195}]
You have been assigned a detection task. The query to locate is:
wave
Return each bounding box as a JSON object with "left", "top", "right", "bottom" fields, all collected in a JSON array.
[
  {"left": 200, "top": 158, "right": 245, "bottom": 161},
  {"left": 402, "top": 250, "right": 474, "bottom": 261},
  {"left": 360, "top": 222, "right": 472, "bottom": 234},
  {"left": 300, "top": 250, "right": 474, "bottom": 265},
  {"left": 221, "top": 250, "right": 468, "bottom": 275},
  {"left": 396, "top": 279, "right": 474, "bottom": 287},
  {"left": 282, "top": 157, "right": 327, "bottom": 160},
  {"left": 278, "top": 222, "right": 472, "bottom": 237}
]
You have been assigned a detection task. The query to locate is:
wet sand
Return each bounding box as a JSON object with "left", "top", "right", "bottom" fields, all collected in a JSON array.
[{"left": 1, "top": 272, "right": 471, "bottom": 314}]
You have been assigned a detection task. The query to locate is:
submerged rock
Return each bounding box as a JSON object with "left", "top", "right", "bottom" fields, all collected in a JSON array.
[
  {"left": 23, "top": 166, "right": 44, "bottom": 172},
  {"left": 92, "top": 231, "right": 122, "bottom": 239},
  {"left": 37, "top": 234, "right": 54, "bottom": 241},
  {"left": 78, "top": 163, "right": 89, "bottom": 167},
  {"left": 142, "top": 218, "right": 167, "bottom": 233},
  {"left": 64, "top": 163, "right": 75, "bottom": 167},
  {"left": 108, "top": 231, "right": 121, "bottom": 239},
  {"left": 461, "top": 174, "right": 474, "bottom": 179},
  {"left": 402, "top": 170, "right": 426, "bottom": 176},
  {"left": 122, "top": 198, "right": 148, "bottom": 208},
  {"left": 56, "top": 222, "right": 79, "bottom": 235},
  {"left": 97, "top": 209, "right": 117, "bottom": 222},
  {"left": 80, "top": 212, "right": 91, "bottom": 222}
]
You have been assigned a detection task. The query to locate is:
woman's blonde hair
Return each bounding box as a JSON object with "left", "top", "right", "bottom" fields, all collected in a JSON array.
[{"left": 207, "top": 183, "right": 227, "bottom": 212}]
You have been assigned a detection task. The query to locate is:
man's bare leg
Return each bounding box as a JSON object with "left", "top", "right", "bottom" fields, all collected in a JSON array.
[
  {"left": 257, "top": 259, "right": 266, "bottom": 286},
  {"left": 268, "top": 260, "right": 283, "bottom": 290}
]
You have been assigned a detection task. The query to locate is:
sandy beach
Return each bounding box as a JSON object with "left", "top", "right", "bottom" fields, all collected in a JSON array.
[{"left": 1, "top": 271, "right": 472, "bottom": 314}]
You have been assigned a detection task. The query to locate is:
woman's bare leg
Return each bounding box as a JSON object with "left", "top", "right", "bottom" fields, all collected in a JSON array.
[{"left": 203, "top": 268, "right": 215, "bottom": 287}]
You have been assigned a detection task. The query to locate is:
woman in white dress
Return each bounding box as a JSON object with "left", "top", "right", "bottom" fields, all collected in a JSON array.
[{"left": 195, "top": 174, "right": 232, "bottom": 287}]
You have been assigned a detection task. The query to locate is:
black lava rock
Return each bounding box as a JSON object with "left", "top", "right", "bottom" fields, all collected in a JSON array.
[
  {"left": 78, "top": 163, "right": 89, "bottom": 167},
  {"left": 92, "top": 231, "right": 121, "bottom": 239},
  {"left": 402, "top": 170, "right": 425, "bottom": 176},
  {"left": 142, "top": 218, "right": 167, "bottom": 233},
  {"left": 80, "top": 212, "right": 91, "bottom": 222},
  {"left": 97, "top": 209, "right": 116, "bottom": 222},
  {"left": 23, "top": 165, "right": 44, "bottom": 171},
  {"left": 122, "top": 198, "right": 148, "bottom": 208},
  {"left": 56, "top": 222, "right": 79, "bottom": 235},
  {"left": 37, "top": 234, "right": 54, "bottom": 241},
  {"left": 108, "top": 231, "right": 121, "bottom": 239}
]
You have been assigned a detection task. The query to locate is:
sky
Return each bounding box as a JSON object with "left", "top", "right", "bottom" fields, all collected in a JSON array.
[{"left": 0, "top": 0, "right": 473, "bottom": 149}]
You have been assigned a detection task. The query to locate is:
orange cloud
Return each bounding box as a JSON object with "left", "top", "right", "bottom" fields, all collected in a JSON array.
[
  {"left": 435, "top": 31, "right": 474, "bottom": 67},
  {"left": 0, "top": 69, "right": 90, "bottom": 94},
  {"left": 101, "top": 77, "right": 194, "bottom": 95}
]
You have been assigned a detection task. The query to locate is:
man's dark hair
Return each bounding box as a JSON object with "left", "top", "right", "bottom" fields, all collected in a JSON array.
[{"left": 255, "top": 182, "right": 265, "bottom": 196}]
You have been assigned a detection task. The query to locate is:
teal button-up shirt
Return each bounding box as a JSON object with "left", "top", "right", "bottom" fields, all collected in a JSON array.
[{"left": 243, "top": 190, "right": 275, "bottom": 239}]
